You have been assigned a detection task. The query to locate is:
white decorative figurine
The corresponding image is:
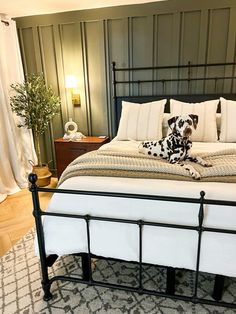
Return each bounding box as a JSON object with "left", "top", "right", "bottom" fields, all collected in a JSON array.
[{"left": 63, "top": 118, "right": 86, "bottom": 141}]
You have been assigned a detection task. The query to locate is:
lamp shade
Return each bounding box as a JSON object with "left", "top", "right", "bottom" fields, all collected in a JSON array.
[{"left": 65, "top": 75, "right": 78, "bottom": 88}]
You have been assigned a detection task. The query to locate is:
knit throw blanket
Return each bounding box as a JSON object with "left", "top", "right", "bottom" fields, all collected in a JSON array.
[{"left": 58, "top": 149, "right": 236, "bottom": 186}]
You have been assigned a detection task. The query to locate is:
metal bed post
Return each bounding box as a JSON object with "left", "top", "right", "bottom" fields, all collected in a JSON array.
[
  {"left": 212, "top": 275, "right": 225, "bottom": 301},
  {"left": 193, "top": 191, "right": 205, "bottom": 301},
  {"left": 138, "top": 220, "right": 143, "bottom": 292},
  {"left": 29, "top": 174, "right": 53, "bottom": 301},
  {"left": 111, "top": 62, "right": 119, "bottom": 129},
  {"left": 166, "top": 267, "right": 176, "bottom": 295},
  {"left": 85, "top": 215, "right": 93, "bottom": 283}
]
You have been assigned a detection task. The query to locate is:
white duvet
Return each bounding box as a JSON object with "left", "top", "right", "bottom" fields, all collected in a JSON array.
[{"left": 41, "top": 140, "right": 236, "bottom": 277}]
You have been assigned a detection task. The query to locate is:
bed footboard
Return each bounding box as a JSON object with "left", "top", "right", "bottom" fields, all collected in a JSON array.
[{"left": 29, "top": 173, "right": 236, "bottom": 308}]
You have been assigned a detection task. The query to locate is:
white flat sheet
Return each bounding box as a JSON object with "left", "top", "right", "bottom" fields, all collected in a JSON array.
[{"left": 41, "top": 141, "right": 236, "bottom": 277}]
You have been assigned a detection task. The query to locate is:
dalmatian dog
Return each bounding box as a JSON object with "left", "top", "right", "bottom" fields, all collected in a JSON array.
[{"left": 139, "top": 114, "right": 212, "bottom": 179}]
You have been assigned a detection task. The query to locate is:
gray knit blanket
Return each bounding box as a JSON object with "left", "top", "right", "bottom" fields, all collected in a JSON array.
[{"left": 58, "top": 149, "right": 236, "bottom": 186}]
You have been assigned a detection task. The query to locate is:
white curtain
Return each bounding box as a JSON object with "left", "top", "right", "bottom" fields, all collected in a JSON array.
[{"left": 0, "top": 15, "right": 37, "bottom": 202}]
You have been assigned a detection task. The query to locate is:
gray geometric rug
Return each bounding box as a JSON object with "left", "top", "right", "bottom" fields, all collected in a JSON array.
[{"left": 1, "top": 229, "right": 236, "bottom": 314}]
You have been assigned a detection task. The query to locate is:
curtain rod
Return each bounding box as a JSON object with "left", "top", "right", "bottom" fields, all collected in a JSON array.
[{"left": 1, "top": 20, "right": 9, "bottom": 26}]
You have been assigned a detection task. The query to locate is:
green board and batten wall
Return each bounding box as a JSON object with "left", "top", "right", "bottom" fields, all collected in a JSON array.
[{"left": 15, "top": 0, "right": 236, "bottom": 171}]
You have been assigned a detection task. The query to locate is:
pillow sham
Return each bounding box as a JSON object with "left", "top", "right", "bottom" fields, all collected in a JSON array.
[
  {"left": 116, "top": 100, "right": 166, "bottom": 141},
  {"left": 220, "top": 97, "right": 236, "bottom": 142},
  {"left": 170, "top": 99, "right": 219, "bottom": 142}
]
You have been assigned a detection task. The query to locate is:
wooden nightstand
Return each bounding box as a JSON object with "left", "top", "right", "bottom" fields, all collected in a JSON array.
[{"left": 54, "top": 136, "right": 110, "bottom": 178}]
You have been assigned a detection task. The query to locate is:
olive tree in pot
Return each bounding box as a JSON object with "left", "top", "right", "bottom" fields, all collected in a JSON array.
[{"left": 10, "top": 73, "right": 61, "bottom": 186}]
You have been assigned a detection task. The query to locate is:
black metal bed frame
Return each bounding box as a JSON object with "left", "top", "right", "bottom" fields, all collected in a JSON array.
[{"left": 30, "top": 61, "right": 236, "bottom": 309}]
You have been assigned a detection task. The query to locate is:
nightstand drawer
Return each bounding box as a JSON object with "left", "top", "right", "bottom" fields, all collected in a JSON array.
[{"left": 54, "top": 136, "right": 109, "bottom": 178}]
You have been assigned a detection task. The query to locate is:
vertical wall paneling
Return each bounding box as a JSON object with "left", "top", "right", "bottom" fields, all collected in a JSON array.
[
  {"left": 154, "top": 13, "right": 175, "bottom": 95},
  {"left": 128, "top": 17, "right": 133, "bottom": 96},
  {"left": 60, "top": 23, "right": 88, "bottom": 134},
  {"left": 51, "top": 24, "right": 65, "bottom": 142},
  {"left": 196, "top": 9, "right": 209, "bottom": 94},
  {"left": 206, "top": 8, "right": 230, "bottom": 93},
  {"left": 17, "top": 28, "right": 28, "bottom": 76},
  {"left": 55, "top": 24, "right": 69, "bottom": 129},
  {"left": 20, "top": 28, "right": 37, "bottom": 74},
  {"left": 81, "top": 21, "right": 92, "bottom": 135},
  {"left": 32, "top": 27, "right": 43, "bottom": 73},
  {"left": 224, "top": 7, "right": 236, "bottom": 93},
  {"left": 171, "top": 12, "right": 181, "bottom": 95},
  {"left": 38, "top": 25, "right": 60, "bottom": 168},
  {"left": 59, "top": 22, "right": 88, "bottom": 135},
  {"left": 73, "top": 23, "right": 89, "bottom": 135},
  {"left": 104, "top": 19, "right": 112, "bottom": 137},
  {"left": 84, "top": 20, "right": 108, "bottom": 136},
  {"left": 130, "top": 16, "right": 154, "bottom": 96},
  {"left": 179, "top": 11, "right": 201, "bottom": 94},
  {"left": 107, "top": 18, "right": 129, "bottom": 136},
  {"left": 152, "top": 14, "right": 157, "bottom": 95}
]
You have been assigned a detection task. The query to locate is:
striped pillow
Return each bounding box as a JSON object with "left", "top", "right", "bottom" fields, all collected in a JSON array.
[
  {"left": 170, "top": 99, "right": 219, "bottom": 142},
  {"left": 220, "top": 97, "right": 236, "bottom": 142},
  {"left": 116, "top": 100, "right": 166, "bottom": 141}
]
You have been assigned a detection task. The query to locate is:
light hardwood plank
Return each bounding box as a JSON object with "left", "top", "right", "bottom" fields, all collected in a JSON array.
[{"left": 0, "top": 178, "right": 57, "bottom": 256}]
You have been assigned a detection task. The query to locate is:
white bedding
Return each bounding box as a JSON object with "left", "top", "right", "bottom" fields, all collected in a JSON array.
[{"left": 41, "top": 140, "right": 236, "bottom": 277}]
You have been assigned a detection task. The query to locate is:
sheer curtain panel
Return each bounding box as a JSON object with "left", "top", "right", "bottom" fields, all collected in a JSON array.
[{"left": 0, "top": 15, "right": 37, "bottom": 202}]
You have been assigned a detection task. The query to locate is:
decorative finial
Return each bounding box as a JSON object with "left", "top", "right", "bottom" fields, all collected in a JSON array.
[
  {"left": 28, "top": 173, "right": 38, "bottom": 184},
  {"left": 200, "top": 191, "right": 205, "bottom": 198}
]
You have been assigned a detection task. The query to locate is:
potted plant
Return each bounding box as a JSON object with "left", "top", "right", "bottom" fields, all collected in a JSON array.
[{"left": 10, "top": 73, "right": 61, "bottom": 186}]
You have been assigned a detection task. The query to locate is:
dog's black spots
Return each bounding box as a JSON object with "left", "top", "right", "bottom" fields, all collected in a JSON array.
[
  {"left": 154, "top": 143, "right": 157, "bottom": 146},
  {"left": 148, "top": 151, "right": 151, "bottom": 155},
  {"left": 161, "top": 147, "right": 164, "bottom": 152},
  {"left": 174, "top": 157, "right": 178, "bottom": 161},
  {"left": 153, "top": 153, "right": 157, "bottom": 157},
  {"left": 178, "top": 120, "right": 184, "bottom": 129},
  {"left": 159, "top": 153, "right": 163, "bottom": 157}
]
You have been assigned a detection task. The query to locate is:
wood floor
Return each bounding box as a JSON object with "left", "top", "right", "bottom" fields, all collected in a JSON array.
[{"left": 0, "top": 178, "right": 58, "bottom": 257}]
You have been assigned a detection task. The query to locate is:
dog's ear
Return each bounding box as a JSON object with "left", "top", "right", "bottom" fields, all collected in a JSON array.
[
  {"left": 168, "top": 116, "right": 178, "bottom": 130},
  {"left": 189, "top": 114, "right": 198, "bottom": 130}
]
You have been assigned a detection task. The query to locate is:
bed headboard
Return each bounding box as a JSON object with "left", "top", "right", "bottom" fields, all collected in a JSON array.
[{"left": 111, "top": 61, "right": 236, "bottom": 131}]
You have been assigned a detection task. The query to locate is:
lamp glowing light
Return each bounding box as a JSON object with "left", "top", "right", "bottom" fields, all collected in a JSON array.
[
  {"left": 65, "top": 75, "right": 78, "bottom": 88},
  {"left": 65, "top": 75, "right": 80, "bottom": 105}
]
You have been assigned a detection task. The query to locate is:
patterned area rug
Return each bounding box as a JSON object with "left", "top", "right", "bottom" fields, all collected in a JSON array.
[{"left": 1, "top": 229, "right": 236, "bottom": 314}]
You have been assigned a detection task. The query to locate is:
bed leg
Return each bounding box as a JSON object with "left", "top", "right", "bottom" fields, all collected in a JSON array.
[
  {"left": 81, "top": 253, "right": 91, "bottom": 281},
  {"left": 42, "top": 281, "right": 53, "bottom": 301},
  {"left": 29, "top": 174, "right": 53, "bottom": 302},
  {"left": 46, "top": 254, "right": 58, "bottom": 267},
  {"left": 212, "top": 274, "right": 225, "bottom": 301},
  {"left": 166, "top": 267, "right": 175, "bottom": 295}
]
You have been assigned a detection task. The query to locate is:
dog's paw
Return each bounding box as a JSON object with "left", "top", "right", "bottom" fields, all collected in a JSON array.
[
  {"left": 192, "top": 171, "right": 201, "bottom": 180},
  {"left": 203, "top": 162, "right": 212, "bottom": 167},
  {"left": 138, "top": 142, "right": 145, "bottom": 154}
]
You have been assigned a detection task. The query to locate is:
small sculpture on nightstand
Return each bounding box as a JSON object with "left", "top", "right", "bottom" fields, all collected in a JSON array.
[{"left": 63, "top": 118, "right": 86, "bottom": 141}]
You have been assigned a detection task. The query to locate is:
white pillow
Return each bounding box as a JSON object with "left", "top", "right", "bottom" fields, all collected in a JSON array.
[
  {"left": 170, "top": 99, "right": 219, "bottom": 142},
  {"left": 220, "top": 97, "right": 236, "bottom": 142},
  {"left": 116, "top": 100, "right": 166, "bottom": 140}
]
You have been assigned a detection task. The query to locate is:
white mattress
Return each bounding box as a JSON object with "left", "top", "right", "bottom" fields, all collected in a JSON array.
[{"left": 41, "top": 141, "right": 236, "bottom": 277}]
